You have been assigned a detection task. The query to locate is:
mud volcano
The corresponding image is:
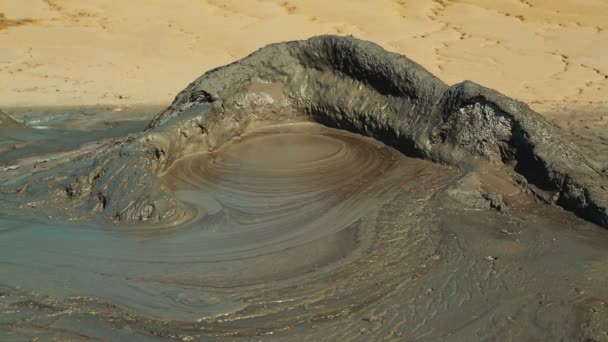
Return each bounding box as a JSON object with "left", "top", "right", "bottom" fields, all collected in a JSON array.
[{"left": 1, "top": 36, "right": 608, "bottom": 340}]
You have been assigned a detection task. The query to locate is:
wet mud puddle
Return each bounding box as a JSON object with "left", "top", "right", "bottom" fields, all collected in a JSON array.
[
  {"left": 2, "top": 123, "right": 608, "bottom": 341},
  {"left": 0, "top": 106, "right": 158, "bottom": 168}
]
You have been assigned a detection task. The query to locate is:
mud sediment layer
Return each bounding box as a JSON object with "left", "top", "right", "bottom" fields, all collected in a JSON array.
[{"left": 2, "top": 35, "right": 606, "bottom": 227}]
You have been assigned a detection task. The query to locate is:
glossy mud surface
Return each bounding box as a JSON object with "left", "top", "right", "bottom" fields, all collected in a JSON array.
[{"left": 1, "top": 120, "right": 608, "bottom": 341}]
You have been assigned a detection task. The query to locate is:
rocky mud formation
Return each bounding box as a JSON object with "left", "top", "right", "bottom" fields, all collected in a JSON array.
[{"left": 3, "top": 35, "right": 607, "bottom": 228}]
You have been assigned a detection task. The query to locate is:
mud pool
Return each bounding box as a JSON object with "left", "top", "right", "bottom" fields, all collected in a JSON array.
[{"left": 1, "top": 118, "right": 608, "bottom": 341}]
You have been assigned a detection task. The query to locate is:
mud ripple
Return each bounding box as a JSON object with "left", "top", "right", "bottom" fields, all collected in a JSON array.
[
  {"left": 0, "top": 123, "right": 459, "bottom": 339},
  {"left": 150, "top": 124, "right": 458, "bottom": 329}
]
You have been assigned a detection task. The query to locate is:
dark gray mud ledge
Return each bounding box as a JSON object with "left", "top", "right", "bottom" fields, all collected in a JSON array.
[{"left": 3, "top": 35, "right": 607, "bottom": 228}]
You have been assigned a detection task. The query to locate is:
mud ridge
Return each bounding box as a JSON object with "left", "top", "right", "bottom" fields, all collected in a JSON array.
[{"left": 2, "top": 35, "right": 606, "bottom": 227}]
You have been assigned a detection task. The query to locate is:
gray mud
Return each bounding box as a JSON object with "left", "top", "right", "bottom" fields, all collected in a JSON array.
[
  {"left": 1, "top": 36, "right": 608, "bottom": 340},
  {"left": 1, "top": 122, "right": 608, "bottom": 341},
  {"left": 0, "top": 106, "right": 159, "bottom": 171}
]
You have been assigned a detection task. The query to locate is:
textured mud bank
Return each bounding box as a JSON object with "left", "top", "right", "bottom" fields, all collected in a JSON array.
[{"left": 1, "top": 36, "right": 608, "bottom": 340}]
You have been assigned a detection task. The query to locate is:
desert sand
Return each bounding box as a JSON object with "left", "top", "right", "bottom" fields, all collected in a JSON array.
[{"left": 1, "top": 0, "right": 607, "bottom": 112}]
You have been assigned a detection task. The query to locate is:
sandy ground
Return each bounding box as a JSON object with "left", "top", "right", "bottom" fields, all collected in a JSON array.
[
  {"left": 0, "top": 0, "right": 606, "bottom": 110},
  {"left": 1, "top": 0, "right": 607, "bottom": 163}
]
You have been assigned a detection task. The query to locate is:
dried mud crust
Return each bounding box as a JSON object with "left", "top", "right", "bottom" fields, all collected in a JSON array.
[{"left": 2, "top": 35, "right": 606, "bottom": 227}]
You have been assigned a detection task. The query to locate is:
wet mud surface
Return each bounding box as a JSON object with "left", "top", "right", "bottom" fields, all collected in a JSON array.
[
  {"left": 1, "top": 121, "right": 608, "bottom": 341},
  {"left": 0, "top": 106, "right": 158, "bottom": 170}
]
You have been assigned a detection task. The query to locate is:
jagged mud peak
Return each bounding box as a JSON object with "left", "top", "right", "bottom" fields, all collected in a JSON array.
[
  {"left": 5, "top": 35, "right": 607, "bottom": 228},
  {"left": 438, "top": 81, "right": 608, "bottom": 227}
]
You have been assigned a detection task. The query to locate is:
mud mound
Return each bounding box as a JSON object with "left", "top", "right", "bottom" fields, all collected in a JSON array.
[{"left": 3, "top": 35, "right": 607, "bottom": 228}]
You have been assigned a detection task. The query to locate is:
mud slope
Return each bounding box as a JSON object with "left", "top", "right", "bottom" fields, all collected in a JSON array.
[
  {"left": 0, "top": 109, "right": 24, "bottom": 128},
  {"left": 1, "top": 35, "right": 606, "bottom": 227}
]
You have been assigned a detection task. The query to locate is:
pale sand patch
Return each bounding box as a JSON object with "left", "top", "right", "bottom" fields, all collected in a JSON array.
[{"left": 0, "top": 0, "right": 606, "bottom": 115}]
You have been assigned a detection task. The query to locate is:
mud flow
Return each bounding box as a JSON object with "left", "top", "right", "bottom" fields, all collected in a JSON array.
[{"left": 1, "top": 122, "right": 608, "bottom": 341}]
